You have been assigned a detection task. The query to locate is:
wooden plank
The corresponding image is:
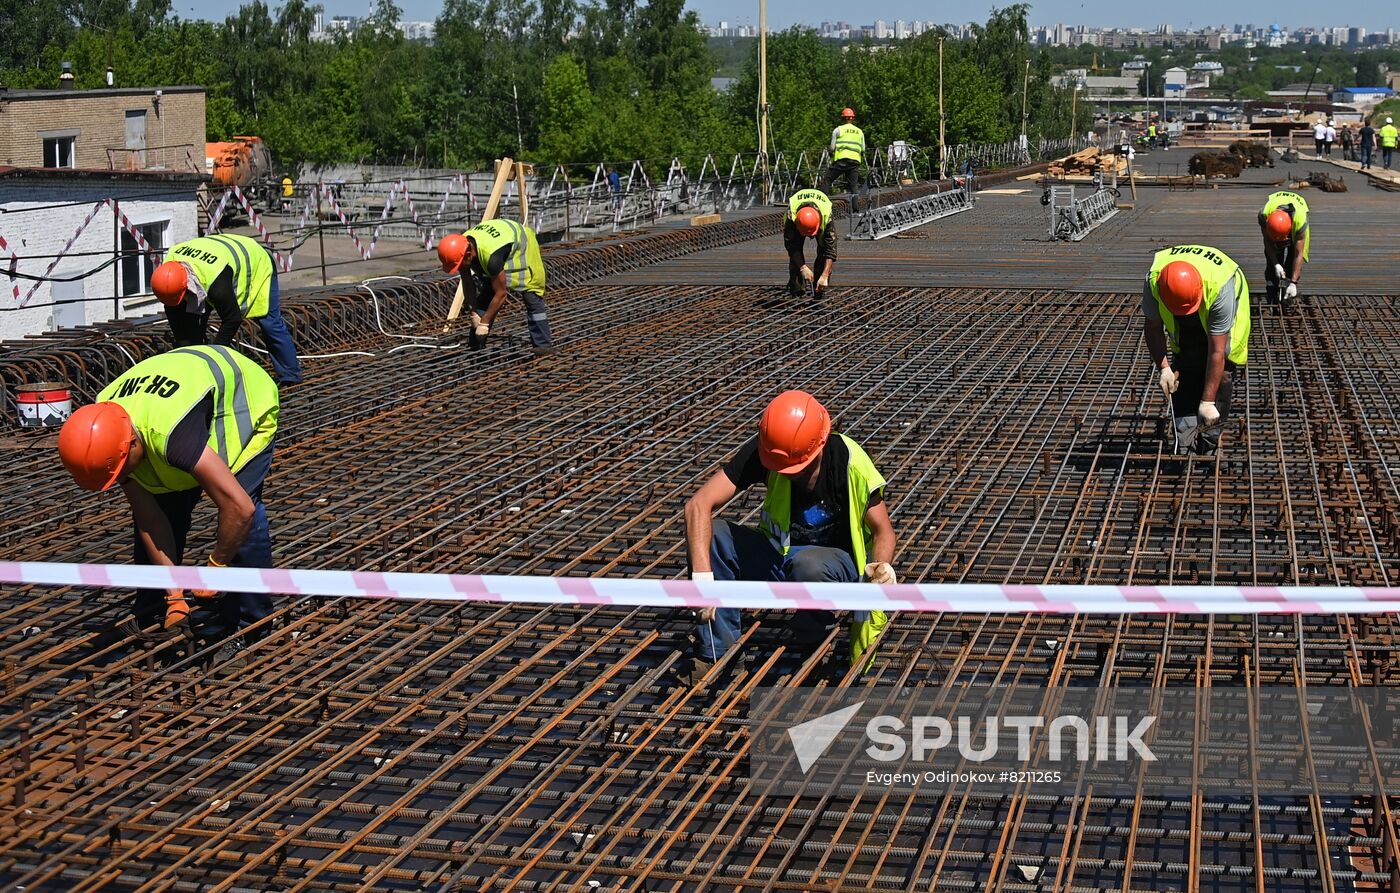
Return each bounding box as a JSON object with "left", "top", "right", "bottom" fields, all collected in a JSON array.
[
  {"left": 516, "top": 160, "right": 529, "bottom": 223},
  {"left": 689, "top": 213, "right": 722, "bottom": 226}
]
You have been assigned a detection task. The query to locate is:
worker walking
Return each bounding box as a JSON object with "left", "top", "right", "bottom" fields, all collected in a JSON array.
[
  {"left": 1381, "top": 117, "right": 1398, "bottom": 170},
  {"left": 1143, "top": 246, "right": 1250, "bottom": 456},
  {"left": 783, "top": 188, "right": 838, "bottom": 297},
  {"left": 823, "top": 107, "right": 866, "bottom": 213},
  {"left": 683, "top": 390, "right": 896, "bottom": 683},
  {"left": 56, "top": 345, "right": 280, "bottom": 643},
  {"left": 1258, "top": 191, "right": 1310, "bottom": 305},
  {"left": 438, "top": 220, "right": 556, "bottom": 355},
  {"left": 151, "top": 234, "right": 303, "bottom": 386}
]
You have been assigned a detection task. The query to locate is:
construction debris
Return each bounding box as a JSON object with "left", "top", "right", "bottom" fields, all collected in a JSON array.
[
  {"left": 1227, "top": 140, "right": 1274, "bottom": 168},
  {"left": 1046, "top": 146, "right": 1126, "bottom": 177},
  {"left": 1307, "top": 170, "right": 1349, "bottom": 192},
  {"left": 1188, "top": 151, "right": 1244, "bottom": 179}
]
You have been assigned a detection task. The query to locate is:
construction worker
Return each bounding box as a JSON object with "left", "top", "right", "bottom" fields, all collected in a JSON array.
[
  {"left": 56, "top": 345, "right": 280, "bottom": 643},
  {"left": 1143, "top": 246, "right": 1250, "bottom": 456},
  {"left": 151, "top": 234, "right": 303, "bottom": 386},
  {"left": 683, "top": 390, "right": 896, "bottom": 682},
  {"left": 824, "top": 107, "right": 866, "bottom": 212},
  {"left": 1381, "top": 117, "right": 1398, "bottom": 170},
  {"left": 1258, "top": 190, "right": 1310, "bottom": 304},
  {"left": 783, "top": 188, "right": 837, "bottom": 297},
  {"left": 438, "top": 219, "right": 556, "bottom": 355}
]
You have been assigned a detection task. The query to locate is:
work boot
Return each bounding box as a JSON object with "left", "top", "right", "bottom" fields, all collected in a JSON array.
[
  {"left": 680, "top": 655, "right": 715, "bottom": 689},
  {"left": 531, "top": 343, "right": 559, "bottom": 357}
]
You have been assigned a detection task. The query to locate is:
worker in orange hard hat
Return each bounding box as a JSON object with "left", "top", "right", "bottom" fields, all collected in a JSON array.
[
  {"left": 151, "top": 234, "right": 302, "bottom": 385},
  {"left": 682, "top": 390, "right": 897, "bottom": 685},
  {"left": 438, "top": 218, "right": 555, "bottom": 355},
  {"left": 1143, "top": 246, "right": 1250, "bottom": 455},
  {"left": 783, "top": 188, "right": 837, "bottom": 297},
  {"left": 1257, "top": 190, "right": 1310, "bottom": 305},
  {"left": 56, "top": 345, "right": 280, "bottom": 648},
  {"left": 823, "top": 107, "right": 866, "bottom": 213}
]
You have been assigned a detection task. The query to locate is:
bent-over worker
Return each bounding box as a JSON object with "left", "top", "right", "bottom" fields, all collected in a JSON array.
[
  {"left": 438, "top": 220, "right": 556, "bottom": 355},
  {"left": 1258, "top": 190, "right": 1310, "bottom": 305},
  {"left": 783, "top": 188, "right": 838, "bottom": 296}
]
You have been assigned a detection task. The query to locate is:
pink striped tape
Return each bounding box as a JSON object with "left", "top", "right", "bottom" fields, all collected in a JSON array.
[
  {"left": 0, "top": 561, "right": 1398, "bottom": 614},
  {"left": 0, "top": 233, "right": 19, "bottom": 303}
]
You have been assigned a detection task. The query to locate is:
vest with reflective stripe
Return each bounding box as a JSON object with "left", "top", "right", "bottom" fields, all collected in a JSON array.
[
  {"left": 833, "top": 124, "right": 865, "bottom": 162},
  {"left": 786, "top": 189, "right": 833, "bottom": 232},
  {"left": 1381, "top": 124, "right": 1399, "bottom": 148},
  {"left": 1261, "top": 190, "right": 1310, "bottom": 261},
  {"left": 757, "top": 434, "right": 885, "bottom": 570},
  {"left": 168, "top": 234, "right": 274, "bottom": 319},
  {"left": 466, "top": 220, "right": 546, "bottom": 296},
  {"left": 1147, "top": 246, "right": 1251, "bottom": 366},
  {"left": 97, "top": 345, "right": 280, "bottom": 494}
]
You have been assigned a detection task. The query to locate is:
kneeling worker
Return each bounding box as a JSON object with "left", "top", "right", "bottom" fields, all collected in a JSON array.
[
  {"left": 784, "top": 188, "right": 838, "bottom": 296},
  {"left": 57, "top": 345, "right": 280, "bottom": 641},
  {"left": 1144, "top": 246, "right": 1250, "bottom": 455},
  {"left": 1258, "top": 190, "right": 1309, "bottom": 304},
  {"left": 438, "top": 219, "right": 556, "bottom": 354},
  {"left": 151, "top": 234, "right": 303, "bottom": 385},
  {"left": 683, "top": 390, "right": 896, "bottom": 681}
]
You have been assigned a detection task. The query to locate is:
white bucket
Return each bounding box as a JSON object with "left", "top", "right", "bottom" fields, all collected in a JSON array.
[{"left": 16, "top": 382, "right": 73, "bottom": 428}]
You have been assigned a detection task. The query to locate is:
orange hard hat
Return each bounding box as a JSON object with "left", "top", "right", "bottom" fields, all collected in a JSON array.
[
  {"left": 758, "top": 390, "right": 831, "bottom": 474},
  {"left": 1157, "top": 261, "right": 1205, "bottom": 315},
  {"left": 58, "top": 402, "right": 135, "bottom": 491},
  {"left": 150, "top": 261, "right": 189, "bottom": 307},
  {"left": 1264, "top": 208, "right": 1293, "bottom": 242},
  {"left": 794, "top": 205, "right": 822, "bottom": 237},
  {"left": 438, "top": 233, "right": 470, "bottom": 274},
  {"left": 841, "top": 107, "right": 855, "bottom": 119}
]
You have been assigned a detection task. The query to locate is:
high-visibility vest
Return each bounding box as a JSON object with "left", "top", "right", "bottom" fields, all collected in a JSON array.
[
  {"left": 1382, "top": 125, "right": 1399, "bottom": 148},
  {"left": 97, "top": 345, "right": 280, "bottom": 494},
  {"left": 465, "top": 219, "right": 546, "bottom": 297},
  {"left": 786, "top": 188, "right": 833, "bottom": 233},
  {"left": 168, "top": 234, "right": 274, "bottom": 319},
  {"left": 1148, "top": 124, "right": 1157, "bottom": 137},
  {"left": 1261, "top": 191, "right": 1311, "bottom": 261},
  {"left": 1147, "top": 246, "right": 1250, "bottom": 366},
  {"left": 757, "top": 433, "right": 888, "bottom": 668},
  {"left": 833, "top": 124, "right": 865, "bottom": 162}
]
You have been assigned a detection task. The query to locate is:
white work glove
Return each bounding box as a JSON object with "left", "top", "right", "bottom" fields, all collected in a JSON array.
[
  {"left": 1284, "top": 281, "right": 1298, "bottom": 300},
  {"left": 1198, "top": 401, "right": 1220, "bottom": 428},
  {"left": 799, "top": 265, "right": 814, "bottom": 283},
  {"left": 815, "top": 275, "right": 829, "bottom": 292},
  {"left": 692, "top": 571, "right": 716, "bottom": 621},
  {"left": 470, "top": 312, "right": 490, "bottom": 337},
  {"left": 865, "top": 562, "right": 898, "bottom": 584},
  {"left": 1273, "top": 263, "right": 1285, "bottom": 283},
  {"left": 1158, "top": 366, "right": 1179, "bottom": 398}
]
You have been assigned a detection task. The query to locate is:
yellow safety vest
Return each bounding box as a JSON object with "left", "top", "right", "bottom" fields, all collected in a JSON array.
[
  {"left": 757, "top": 433, "right": 889, "bottom": 668},
  {"left": 1147, "top": 246, "right": 1250, "bottom": 366},
  {"left": 833, "top": 124, "right": 865, "bottom": 163},
  {"left": 786, "top": 189, "right": 833, "bottom": 233},
  {"left": 168, "top": 234, "right": 274, "bottom": 319},
  {"left": 1381, "top": 125, "right": 1399, "bottom": 148},
  {"left": 1261, "top": 191, "right": 1311, "bottom": 262},
  {"left": 97, "top": 345, "right": 280, "bottom": 494},
  {"left": 465, "top": 219, "right": 546, "bottom": 297}
]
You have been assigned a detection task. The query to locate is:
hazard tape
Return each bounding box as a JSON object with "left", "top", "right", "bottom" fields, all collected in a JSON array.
[
  {"left": 20, "top": 200, "right": 109, "bottom": 307},
  {"left": 2, "top": 561, "right": 1399, "bottom": 614},
  {"left": 0, "top": 233, "right": 19, "bottom": 303}
]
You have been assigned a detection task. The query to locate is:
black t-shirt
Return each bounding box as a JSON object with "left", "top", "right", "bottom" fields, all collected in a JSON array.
[
  {"left": 163, "top": 394, "right": 214, "bottom": 473},
  {"left": 722, "top": 434, "right": 880, "bottom": 552},
  {"left": 471, "top": 242, "right": 514, "bottom": 280}
]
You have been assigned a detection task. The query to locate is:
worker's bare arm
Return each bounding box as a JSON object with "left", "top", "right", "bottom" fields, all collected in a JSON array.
[
  {"left": 190, "top": 447, "right": 255, "bottom": 564},
  {"left": 122, "top": 480, "right": 180, "bottom": 567},
  {"left": 1143, "top": 318, "right": 1170, "bottom": 368},
  {"left": 481, "top": 271, "right": 511, "bottom": 325},
  {"left": 1291, "top": 230, "right": 1308, "bottom": 281},
  {"left": 1202, "top": 333, "right": 1229, "bottom": 402},
  {"left": 863, "top": 498, "right": 896, "bottom": 566},
  {"left": 684, "top": 471, "right": 739, "bottom": 575}
]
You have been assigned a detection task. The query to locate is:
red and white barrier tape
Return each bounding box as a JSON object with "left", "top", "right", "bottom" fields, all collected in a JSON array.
[
  {"left": 0, "top": 233, "right": 19, "bottom": 303},
  {"left": 2, "top": 561, "right": 1399, "bottom": 614},
  {"left": 20, "top": 200, "right": 109, "bottom": 307}
]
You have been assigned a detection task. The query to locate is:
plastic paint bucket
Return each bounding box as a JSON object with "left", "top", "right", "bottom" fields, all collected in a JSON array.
[{"left": 16, "top": 382, "right": 73, "bottom": 428}]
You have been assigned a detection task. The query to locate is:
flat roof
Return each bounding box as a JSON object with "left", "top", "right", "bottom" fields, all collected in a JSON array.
[
  {"left": 0, "top": 85, "right": 205, "bottom": 101},
  {"left": 0, "top": 165, "right": 208, "bottom": 184}
]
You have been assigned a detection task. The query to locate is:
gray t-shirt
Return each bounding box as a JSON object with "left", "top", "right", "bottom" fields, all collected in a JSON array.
[{"left": 1142, "top": 273, "right": 1237, "bottom": 336}]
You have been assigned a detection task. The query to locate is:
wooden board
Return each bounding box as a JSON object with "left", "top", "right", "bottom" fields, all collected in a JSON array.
[{"left": 689, "top": 213, "right": 722, "bottom": 226}]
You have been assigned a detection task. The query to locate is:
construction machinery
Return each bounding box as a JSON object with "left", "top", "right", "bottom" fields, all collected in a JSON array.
[{"left": 203, "top": 136, "right": 282, "bottom": 224}]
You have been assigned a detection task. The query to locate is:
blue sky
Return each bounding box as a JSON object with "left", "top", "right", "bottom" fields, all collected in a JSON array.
[{"left": 185, "top": 0, "right": 1395, "bottom": 31}]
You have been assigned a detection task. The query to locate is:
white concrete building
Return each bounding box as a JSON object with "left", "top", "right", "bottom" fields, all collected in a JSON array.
[{"left": 0, "top": 167, "right": 204, "bottom": 341}]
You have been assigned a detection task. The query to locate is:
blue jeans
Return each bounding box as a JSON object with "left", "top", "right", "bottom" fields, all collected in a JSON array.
[
  {"left": 1361, "top": 145, "right": 1373, "bottom": 168},
  {"left": 258, "top": 270, "right": 303, "bottom": 384},
  {"left": 696, "top": 520, "right": 858, "bottom": 661},
  {"left": 472, "top": 279, "right": 555, "bottom": 348},
  {"left": 133, "top": 445, "right": 276, "bottom": 641}
]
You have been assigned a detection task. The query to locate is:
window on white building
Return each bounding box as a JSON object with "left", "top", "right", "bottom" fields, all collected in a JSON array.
[
  {"left": 42, "top": 135, "right": 76, "bottom": 168},
  {"left": 119, "top": 221, "right": 167, "bottom": 298}
]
